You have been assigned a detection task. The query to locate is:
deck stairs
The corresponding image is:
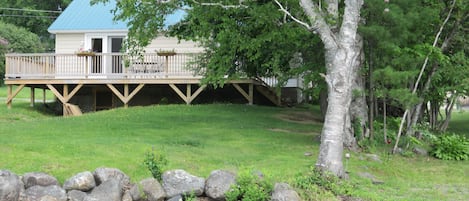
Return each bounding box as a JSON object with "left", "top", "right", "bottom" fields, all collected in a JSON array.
[{"left": 255, "top": 77, "right": 281, "bottom": 106}]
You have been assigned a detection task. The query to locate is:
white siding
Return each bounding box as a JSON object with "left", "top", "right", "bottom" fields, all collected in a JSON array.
[
  {"left": 55, "top": 33, "right": 85, "bottom": 54},
  {"left": 54, "top": 33, "right": 85, "bottom": 78},
  {"left": 145, "top": 36, "right": 203, "bottom": 53}
]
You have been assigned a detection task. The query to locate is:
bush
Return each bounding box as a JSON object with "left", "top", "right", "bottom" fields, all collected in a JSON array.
[
  {"left": 225, "top": 170, "right": 273, "bottom": 201},
  {"left": 294, "top": 167, "right": 354, "bottom": 198},
  {"left": 431, "top": 134, "right": 469, "bottom": 160},
  {"left": 143, "top": 148, "right": 168, "bottom": 180}
]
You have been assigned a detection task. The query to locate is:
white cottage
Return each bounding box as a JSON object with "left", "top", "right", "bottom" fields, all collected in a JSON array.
[{"left": 4, "top": 0, "right": 292, "bottom": 115}]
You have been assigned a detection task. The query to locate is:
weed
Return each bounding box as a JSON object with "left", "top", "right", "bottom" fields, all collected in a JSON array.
[
  {"left": 225, "top": 170, "right": 273, "bottom": 201},
  {"left": 184, "top": 191, "right": 197, "bottom": 201},
  {"left": 143, "top": 148, "right": 168, "bottom": 180},
  {"left": 294, "top": 167, "right": 354, "bottom": 199}
]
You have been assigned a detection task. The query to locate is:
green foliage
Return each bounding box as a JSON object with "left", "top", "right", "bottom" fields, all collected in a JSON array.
[
  {"left": 294, "top": 167, "right": 354, "bottom": 198},
  {"left": 0, "top": 0, "right": 70, "bottom": 50},
  {"left": 143, "top": 148, "right": 168, "bottom": 180},
  {"left": 93, "top": 0, "right": 324, "bottom": 87},
  {"left": 431, "top": 134, "right": 469, "bottom": 160},
  {"left": 225, "top": 170, "right": 273, "bottom": 201},
  {"left": 0, "top": 21, "right": 44, "bottom": 84},
  {"left": 184, "top": 191, "right": 197, "bottom": 201}
]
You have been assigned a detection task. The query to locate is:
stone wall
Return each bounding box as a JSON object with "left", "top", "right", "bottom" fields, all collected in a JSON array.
[{"left": 0, "top": 167, "right": 301, "bottom": 201}]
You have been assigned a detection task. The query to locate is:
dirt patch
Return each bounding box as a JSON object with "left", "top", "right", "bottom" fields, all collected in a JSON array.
[
  {"left": 268, "top": 128, "right": 316, "bottom": 135},
  {"left": 275, "top": 111, "right": 323, "bottom": 124}
]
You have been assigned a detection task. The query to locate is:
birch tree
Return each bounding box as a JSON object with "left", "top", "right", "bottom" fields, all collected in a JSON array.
[{"left": 276, "top": 0, "right": 364, "bottom": 176}]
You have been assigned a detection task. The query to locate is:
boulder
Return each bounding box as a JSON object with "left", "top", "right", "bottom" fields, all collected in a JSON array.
[
  {"left": 122, "top": 191, "right": 133, "bottom": 201},
  {"left": 22, "top": 172, "right": 59, "bottom": 189},
  {"left": 204, "top": 170, "right": 236, "bottom": 201},
  {"left": 166, "top": 195, "right": 183, "bottom": 201},
  {"left": 364, "top": 154, "right": 382, "bottom": 163},
  {"left": 271, "top": 183, "right": 301, "bottom": 201},
  {"left": 128, "top": 183, "right": 142, "bottom": 201},
  {"left": 24, "top": 185, "right": 67, "bottom": 201},
  {"left": 67, "top": 190, "right": 87, "bottom": 201},
  {"left": 93, "top": 167, "right": 130, "bottom": 187},
  {"left": 63, "top": 171, "right": 96, "bottom": 191},
  {"left": 84, "top": 179, "right": 122, "bottom": 201},
  {"left": 162, "top": 169, "right": 205, "bottom": 197},
  {"left": 412, "top": 147, "right": 428, "bottom": 156},
  {"left": 139, "top": 178, "right": 166, "bottom": 201},
  {"left": 0, "top": 170, "right": 23, "bottom": 201}
]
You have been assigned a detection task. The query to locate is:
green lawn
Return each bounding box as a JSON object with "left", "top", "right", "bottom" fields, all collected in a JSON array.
[
  {"left": 0, "top": 89, "right": 468, "bottom": 200},
  {"left": 447, "top": 110, "right": 469, "bottom": 138}
]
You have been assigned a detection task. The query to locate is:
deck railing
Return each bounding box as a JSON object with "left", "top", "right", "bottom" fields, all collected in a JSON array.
[{"left": 5, "top": 53, "right": 202, "bottom": 79}]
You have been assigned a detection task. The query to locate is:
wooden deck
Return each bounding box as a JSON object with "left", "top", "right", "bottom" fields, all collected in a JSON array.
[{"left": 4, "top": 53, "right": 280, "bottom": 115}]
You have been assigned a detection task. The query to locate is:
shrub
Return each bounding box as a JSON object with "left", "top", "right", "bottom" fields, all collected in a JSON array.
[
  {"left": 431, "top": 134, "right": 469, "bottom": 160},
  {"left": 143, "top": 148, "right": 168, "bottom": 180},
  {"left": 225, "top": 170, "right": 273, "bottom": 201},
  {"left": 294, "top": 167, "right": 354, "bottom": 198}
]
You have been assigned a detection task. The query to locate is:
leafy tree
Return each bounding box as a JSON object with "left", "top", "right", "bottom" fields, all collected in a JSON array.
[
  {"left": 93, "top": 0, "right": 365, "bottom": 177},
  {"left": 0, "top": 0, "right": 71, "bottom": 50},
  {"left": 0, "top": 21, "right": 44, "bottom": 84}
]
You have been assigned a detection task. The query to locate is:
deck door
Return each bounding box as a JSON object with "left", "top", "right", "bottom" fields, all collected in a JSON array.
[
  {"left": 91, "top": 38, "right": 103, "bottom": 74},
  {"left": 110, "top": 37, "right": 124, "bottom": 73}
]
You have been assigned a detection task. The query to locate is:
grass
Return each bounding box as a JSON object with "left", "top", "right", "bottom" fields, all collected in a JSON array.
[
  {"left": 447, "top": 109, "right": 469, "bottom": 138},
  {"left": 1, "top": 87, "right": 468, "bottom": 200},
  {"left": 0, "top": 102, "right": 320, "bottom": 183}
]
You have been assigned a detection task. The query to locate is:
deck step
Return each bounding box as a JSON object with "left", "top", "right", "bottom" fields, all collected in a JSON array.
[
  {"left": 255, "top": 85, "right": 281, "bottom": 106},
  {"left": 64, "top": 103, "right": 82, "bottom": 116}
]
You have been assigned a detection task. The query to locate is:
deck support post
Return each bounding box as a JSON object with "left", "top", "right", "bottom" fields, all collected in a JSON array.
[
  {"left": 124, "top": 84, "right": 129, "bottom": 108},
  {"left": 186, "top": 84, "right": 191, "bottom": 105},
  {"left": 107, "top": 84, "right": 145, "bottom": 107},
  {"left": 30, "top": 87, "right": 35, "bottom": 107},
  {"left": 47, "top": 84, "right": 83, "bottom": 116},
  {"left": 6, "top": 84, "right": 25, "bottom": 109},
  {"left": 233, "top": 83, "right": 253, "bottom": 105},
  {"left": 7, "top": 85, "right": 12, "bottom": 109},
  {"left": 43, "top": 89, "right": 46, "bottom": 104},
  {"left": 169, "top": 84, "right": 206, "bottom": 104},
  {"left": 249, "top": 83, "right": 253, "bottom": 105},
  {"left": 63, "top": 84, "right": 69, "bottom": 115}
]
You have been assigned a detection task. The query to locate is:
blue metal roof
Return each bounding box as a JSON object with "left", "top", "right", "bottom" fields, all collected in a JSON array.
[{"left": 48, "top": 0, "right": 184, "bottom": 33}]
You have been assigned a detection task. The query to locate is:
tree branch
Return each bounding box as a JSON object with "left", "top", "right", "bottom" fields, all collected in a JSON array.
[
  {"left": 191, "top": 0, "right": 248, "bottom": 9},
  {"left": 273, "top": 0, "right": 313, "bottom": 30},
  {"left": 299, "top": 0, "right": 338, "bottom": 50}
]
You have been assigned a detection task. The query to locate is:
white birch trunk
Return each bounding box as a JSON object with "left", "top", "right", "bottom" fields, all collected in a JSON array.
[{"left": 299, "top": 0, "right": 363, "bottom": 177}]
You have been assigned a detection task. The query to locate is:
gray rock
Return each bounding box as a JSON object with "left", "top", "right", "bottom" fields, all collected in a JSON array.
[
  {"left": 204, "top": 170, "right": 236, "bottom": 201},
  {"left": 22, "top": 172, "right": 59, "bottom": 189},
  {"left": 0, "top": 170, "right": 23, "bottom": 201},
  {"left": 24, "top": 185, "right": 67, "bottom": 201},
  {"left": 357, "top": 172, "right": 375, "bottom": 180},
  {"left": 364, "top": 154, "right": 382, "bottom": 163},
  {"left": 67, "top": 190, "right": 87, "bottom": 201},
  {"left": 139, "top": 178, "right": 166, "bottom": 201},
  {"left": 84, "top": 179, "right": 122, "bottom": 201},
  {"left": 162, "top": 169, "right": 205, "bottom": 197},
  {"left": 412, "top": 147, "right": 428, "bottom": 156},
  {"left": 357, "top": 172, "right": 384, "bottom": 185},
  {"left": 122, "top": 191, "right": 133, "bottom": 201},
  {"left": 271, "top": 183, "right": 301, "bottom": 201},
  {"left": 63, "top": 171, "right": 96, "bottom": 191},
  {"left": 128, "top": 183, "right": 142, "bottom": 201},
  {"left": 167, "top": 195, "right": 183, "bottom": 201},
  {"left": 93, "top": 167, "right": 130, "bottom": 187}
]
